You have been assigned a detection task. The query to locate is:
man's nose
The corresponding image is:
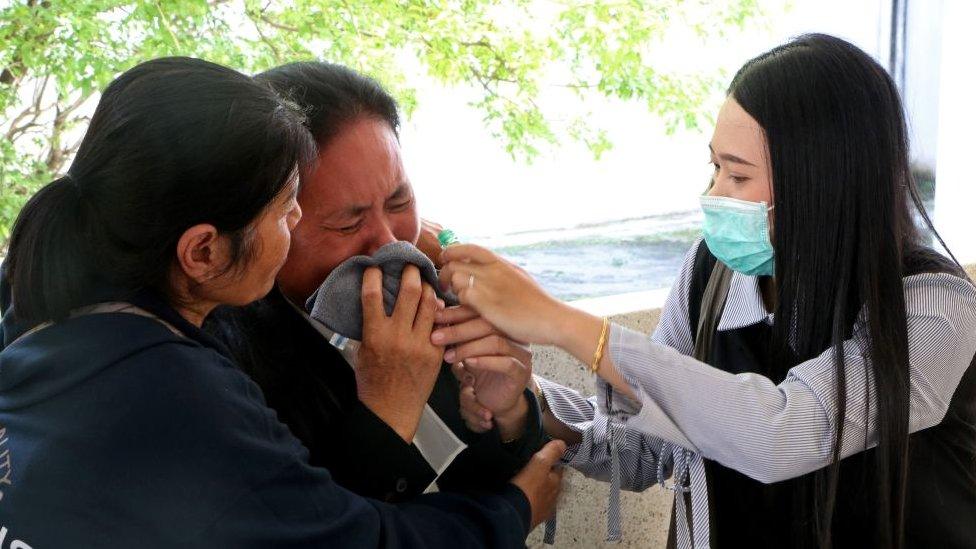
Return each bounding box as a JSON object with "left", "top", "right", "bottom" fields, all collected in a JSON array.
[{"left": 365, "top": 222, "right": 397, "bottom": 255}]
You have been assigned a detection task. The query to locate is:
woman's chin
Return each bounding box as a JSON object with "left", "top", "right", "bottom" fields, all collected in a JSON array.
[{"left": 226, "top": 278, "right": 278, "bottom": 308}]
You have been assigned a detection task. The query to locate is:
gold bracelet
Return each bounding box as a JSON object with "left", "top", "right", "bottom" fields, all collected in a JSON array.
[
  {"left": 590, "top": 317, "right": 610, "bottom": 374},
  {"left": 534, "top": 380, "right": 548, "bottom": 416}
]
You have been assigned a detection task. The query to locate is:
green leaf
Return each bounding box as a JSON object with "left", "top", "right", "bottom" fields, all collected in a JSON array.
[{"left": 0, "top": 0, "right": 764, "bottom": 249}]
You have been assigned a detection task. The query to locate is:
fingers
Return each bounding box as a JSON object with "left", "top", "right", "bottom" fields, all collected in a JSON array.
[
  {"left": 511, "top": 438, "right": 567, "bottom": 529},
  {"left": 413, "top": 283, "right": 438, "bottom": 333},
  {"left": 361, "top": 267, "right": 386, "bottom": 325},
  {"left": 462, "top": 355, "right": 527, "bottom": 382},
  {"left": 443, "top": 334, "right": 531, "bottom": 366},
  {"left": 459, "top": 385, "right": 493, "bottom": 432},
  {"left": 418, "top": 220, "right": 447, "bottom": 268},
  {"left": 420, "top": 218, "right": 444, "bottom": 233},
  {"left": 432, "top": 316, "right": 497, "bottom": 348},
  {"left": 534, "top": 439, "right": 568, "bottom": 467},
  {"left": 392, "top": 264, "right": 422, "bottom": 322},
  {"left": 450, "top": 362, "right": 475, "bottom": 386},
  {"left": 434, "top": 304, "right": 480, "bottom": 326},
  {"left": 437, "top": 260, "right": 470, "bottom": 294},
  {"left": 440, "top": 243, "right": 499, "bottom": 266},
  {"left": 450, "top": 270, "right": 475, "bottom": 297}
]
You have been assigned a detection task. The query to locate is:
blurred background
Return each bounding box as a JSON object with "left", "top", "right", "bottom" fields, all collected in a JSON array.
[{"left": 1, "top": 0, "right": 971, "bottom": 304}]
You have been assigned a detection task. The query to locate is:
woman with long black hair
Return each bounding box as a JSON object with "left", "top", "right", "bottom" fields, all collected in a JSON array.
[
  {"left": 0, "top": 57, "right": 563, "bottom": 548},
  {"left": 433, "top": 34, "right": 976, "bottom": 547}
]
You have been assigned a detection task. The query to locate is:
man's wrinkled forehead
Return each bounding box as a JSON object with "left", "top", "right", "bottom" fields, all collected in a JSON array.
[
  {"left": 296, "top": 118, "right": 410, "bottom": 219},
  {"left": 315, "top": 181, "right": 413, "bottom": 224}
]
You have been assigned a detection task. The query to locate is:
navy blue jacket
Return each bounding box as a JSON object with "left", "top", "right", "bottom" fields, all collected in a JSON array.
[
  {"left": 205, "top": 287, "right": 544, "bottom": 502},
  {"left": 0, "top": 282, "right": 530, "bottom": 548}
]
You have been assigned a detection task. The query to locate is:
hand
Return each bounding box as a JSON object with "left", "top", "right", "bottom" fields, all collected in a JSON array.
[
  {"left": 438, "top": 244, "right": 568, "bottom": 346},
  {"left": 357, "top": 265, "right": 445, "bottom": 443},
  {"left": 458, "top": 383, "right": 493, "bottom": 433},
  {"left": 434, "top": 304, "right": 532, "bottom": 439},
  {"left": 416, "top": 218, "right": 446, "bottom": 268},
  {"left": 510, "top": 439, "right": 567, "bottom": 529}
]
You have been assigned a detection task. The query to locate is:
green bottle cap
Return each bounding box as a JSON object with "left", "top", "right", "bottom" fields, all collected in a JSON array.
[{"left": 437, "top": 229, "right": 459, "bottom": 247}]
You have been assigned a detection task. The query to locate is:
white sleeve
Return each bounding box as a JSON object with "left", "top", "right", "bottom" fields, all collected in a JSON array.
[
  {"left": 534, "top": 375, "right": 671, "bottom": 491},
  {"left": 601, "top": 273, "right": 976, "bottom": 484}
]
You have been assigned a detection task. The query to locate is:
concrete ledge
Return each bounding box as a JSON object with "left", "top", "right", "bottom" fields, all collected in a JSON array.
[{"left": 527, "top": 265, "right": 976, "bottom": 547}]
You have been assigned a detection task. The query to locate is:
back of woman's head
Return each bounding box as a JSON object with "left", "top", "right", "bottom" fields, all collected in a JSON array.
[
  {"left": 5, "top": 57, "right": 315, "bottom": 325},
  {"left": 729, "top": 34, "right": 959, "bottom": 548}
]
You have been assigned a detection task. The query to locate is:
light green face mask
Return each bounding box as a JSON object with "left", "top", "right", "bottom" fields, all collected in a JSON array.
[{"left": 699, "top": 195, "right": 775, "bottom": 277}]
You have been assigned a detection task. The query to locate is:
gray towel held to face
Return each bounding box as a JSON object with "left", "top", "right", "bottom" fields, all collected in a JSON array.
[{"left": 305, "top": 241, "right": 458, "bottom": 340}]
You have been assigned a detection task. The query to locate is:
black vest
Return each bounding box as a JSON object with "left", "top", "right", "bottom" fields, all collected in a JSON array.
[{"left": 683, "top": 244, "right": 976, "bottom": 548}]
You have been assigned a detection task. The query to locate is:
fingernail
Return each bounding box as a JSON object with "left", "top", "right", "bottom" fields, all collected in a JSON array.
[
  {"left": 444, "top": 349, "right": 456, "bottom": 362},
  {"left": 431, "top": 331, "right": 445, "bottom": 344}
]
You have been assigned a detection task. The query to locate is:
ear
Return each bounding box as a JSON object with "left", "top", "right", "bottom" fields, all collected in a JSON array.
[{"left": 175, "top": 224, "right": 227, "bottom": 285}]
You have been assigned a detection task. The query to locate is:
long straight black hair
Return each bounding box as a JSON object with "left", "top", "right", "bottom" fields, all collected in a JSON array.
[
  {"left": 729, "top": 34, "right": 963, "bottom": 548},
  {"left": 4, "top": 57, "right": 315, "bottom": 326}
]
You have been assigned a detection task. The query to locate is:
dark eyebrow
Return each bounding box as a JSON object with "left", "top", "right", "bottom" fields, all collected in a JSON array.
[
  {"left": 709, "top": 144, "right": 757, "bottom": 167},
  {"left": 320, "top": 183, "right": 411, "bottom": 223},
  {"left": 320, "top": 204, "right": 369, "bottom": 224},
  {"left": 385, "top": 182, "right": 411, "bottom": 202}
]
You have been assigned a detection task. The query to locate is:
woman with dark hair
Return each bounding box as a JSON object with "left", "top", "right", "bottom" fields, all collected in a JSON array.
[
  {"left": 0, "top": 57, "right": 563, "bottom": 548},
  {"left": 434, "top": 34, "right": 976, "bottom": 547}
]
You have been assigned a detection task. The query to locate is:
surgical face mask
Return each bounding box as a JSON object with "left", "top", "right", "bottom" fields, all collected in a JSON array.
[{"left": 699, "top": 195, "right": 775, "bottom": 277}]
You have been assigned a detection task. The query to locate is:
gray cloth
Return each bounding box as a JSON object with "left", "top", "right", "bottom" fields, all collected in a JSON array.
[{"left": 305, "top": 241, "right": 457, "bottom": 340}]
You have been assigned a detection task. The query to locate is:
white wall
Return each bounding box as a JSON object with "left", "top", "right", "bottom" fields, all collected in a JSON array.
[{"left": 933, "top": 0, "right": 976, "bottom": 264}]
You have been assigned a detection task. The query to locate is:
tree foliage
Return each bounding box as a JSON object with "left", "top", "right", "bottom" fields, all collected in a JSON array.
[{"left": 0, "top": 0, "right": 762, "bottom": 246}]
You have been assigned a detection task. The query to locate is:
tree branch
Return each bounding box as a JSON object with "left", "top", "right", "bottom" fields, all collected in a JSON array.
[
  {"left": 56, "top": 91, "right": 90, "bottom": 123},
  {"left": 1, "top": 0, "right": 47, "bottom": 85},
  {"left": 245, "top": 10, "right": 282, "bottom": 60},
  {"left": 154, "top": 1, "right": 183, "bottom": 49},
  {"left": 5, "top": 105, "right": 41, "bottom": 140},
  {"left": 42, "top": 92, "right": 93, "bottom": 173},
  {"left": 254, "top": 13, "right": 300, "bottom": 33},
  {"left": 4, "top": 75, "right": 49, "bottom": 140}
]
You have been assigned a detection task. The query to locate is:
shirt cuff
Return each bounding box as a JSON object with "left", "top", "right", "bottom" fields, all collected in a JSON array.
[
  {"left": 598, "top": 324, "right": 700, "bottom": 452},
  {"left": 332, "top": 401, "right": 437, "bottom": 501},
  {"left": 533, "top": 375, "right": 591, "bottom": 465}
]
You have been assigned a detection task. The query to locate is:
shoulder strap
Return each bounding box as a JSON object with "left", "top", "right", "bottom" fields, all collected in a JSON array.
[
  {"left": 8, "top": 302, "right": 182, "bottom": 348},
  {"left": 688, "top": 242, "right": 717, "bottom": 340},
  {"left": 692, "top": 261, "right": 733, "bottom": 363},
  {"left": 687, "top": 242, "right": 732, "bottom": 362}
]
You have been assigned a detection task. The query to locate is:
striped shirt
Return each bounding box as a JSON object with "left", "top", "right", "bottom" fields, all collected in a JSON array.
[{"left": 537, "top": 238, "right": 976, "bottom": 547}]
